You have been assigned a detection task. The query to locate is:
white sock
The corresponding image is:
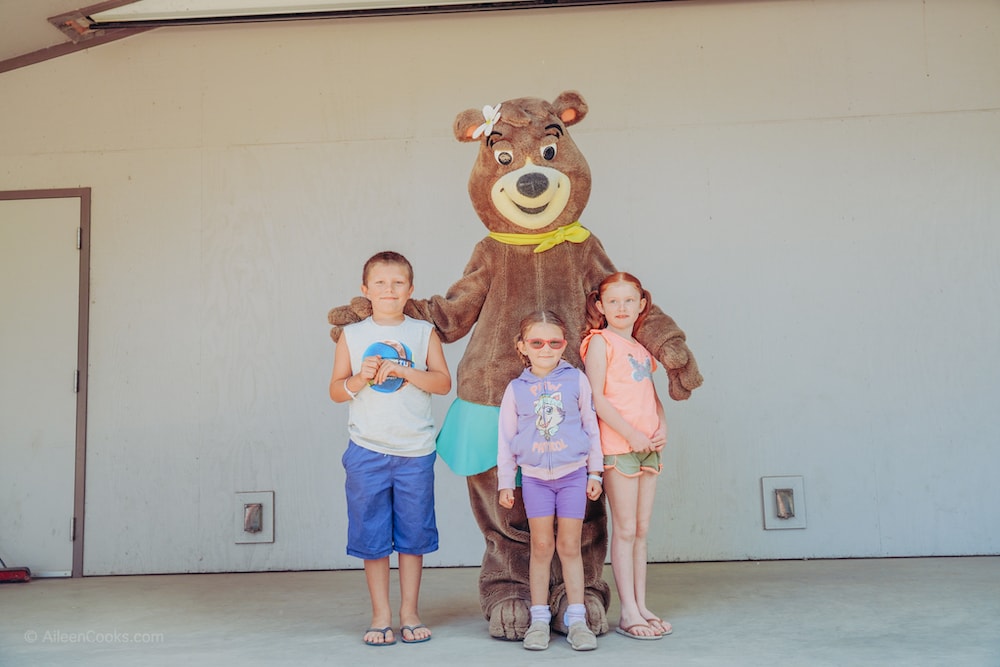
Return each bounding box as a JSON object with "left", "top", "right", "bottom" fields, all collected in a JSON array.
[
  {"left": 530, "top": 605, "right": 551, "bottom": 625},
  {"left": 564, "top": 603, "right": 586, "bottom": 628}
]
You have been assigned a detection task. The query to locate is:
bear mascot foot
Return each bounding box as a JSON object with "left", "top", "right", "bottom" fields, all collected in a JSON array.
[{"left": 487, "top": 597, "right": 532, "bottom": 640}]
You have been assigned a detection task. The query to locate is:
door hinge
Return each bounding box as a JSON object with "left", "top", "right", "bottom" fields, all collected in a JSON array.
[
  {"left": 71, "top": 516, "right": 77, "bottom": 541},
  {"left": 77, "top": 227, "right": 82, "bottom": 250},
  {"left": 74, "top": 370, "right": 80, "bottom": 393}
]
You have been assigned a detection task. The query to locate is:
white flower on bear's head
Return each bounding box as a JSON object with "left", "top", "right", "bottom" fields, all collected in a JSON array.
[{"left": 473, "top": 103, "right": 502, "bottom": 139}]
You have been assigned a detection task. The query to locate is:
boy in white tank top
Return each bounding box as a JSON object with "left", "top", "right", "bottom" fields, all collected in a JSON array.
[{"left": 329, "top": 251, "right": 452, "bottom": 646}]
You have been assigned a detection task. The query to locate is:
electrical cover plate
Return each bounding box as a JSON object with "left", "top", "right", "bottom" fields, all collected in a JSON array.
[
  {"left": 235, "top": 491, "right": 274, "bottom": 543},
  {"left": 761, "top": 476, "right": 806, "bottom": 530}
]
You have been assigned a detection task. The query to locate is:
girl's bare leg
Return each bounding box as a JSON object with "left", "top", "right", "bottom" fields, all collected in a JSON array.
[
  {"left": 528, "top": 516, "right": 556, "bottom": 607},
  {"left": 633, "top": 473, "right": 670, "bottom": 634},
  {"left": 604, "top": 471, "right": 658, "bottom": 637},
  {"left": 556, "top": 516, "right": 585, "bottom": 606}
]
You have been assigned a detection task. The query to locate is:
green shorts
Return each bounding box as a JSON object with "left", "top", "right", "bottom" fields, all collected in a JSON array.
[{"left": 604, "top": 450, "right": 662, "bottom": 477}]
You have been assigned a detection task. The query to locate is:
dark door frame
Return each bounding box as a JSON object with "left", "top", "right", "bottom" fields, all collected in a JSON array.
[{"left": 0, "top": 188, "right": 90, "bottom": 578}]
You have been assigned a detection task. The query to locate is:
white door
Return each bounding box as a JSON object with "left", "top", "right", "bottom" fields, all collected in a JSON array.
[{"left": 0, "top": 197, "right": 80, "bottom": 577}]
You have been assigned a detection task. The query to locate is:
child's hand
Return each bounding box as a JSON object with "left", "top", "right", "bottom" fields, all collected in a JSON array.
[
  {"left": 373, "top": 358, "right": 407, "bottom": 386},
  {"left": 651, "top": 424, "right": 667, "bottom": 451},
  {"left": 586, "top": 479, "right": 603, "bottom": 501},
  {"left": 626, "top": 428, "right": 655, "bottom": 453},
  {"left": 498, "top": 489, "right": 515, "bottom": 509},
  {"left": 359, "top": 355, "right": 381, "bottom": 382}
]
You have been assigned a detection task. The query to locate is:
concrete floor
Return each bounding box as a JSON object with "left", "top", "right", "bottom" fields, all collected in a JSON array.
[{"left": 1, "top": 557, "right": 998, "bottom": 667}]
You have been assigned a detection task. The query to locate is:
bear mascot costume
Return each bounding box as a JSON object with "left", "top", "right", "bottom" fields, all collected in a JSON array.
[{"left": 329, "top": 90, "right": 702, "bottom": 639}]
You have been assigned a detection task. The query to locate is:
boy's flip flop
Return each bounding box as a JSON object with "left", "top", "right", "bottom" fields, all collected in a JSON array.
[
  {"left": 400, "top": 624, "right": 432, "bottom": 644},
  {"left": 363, "top": 627, "right": 396, "bottom": 646}
]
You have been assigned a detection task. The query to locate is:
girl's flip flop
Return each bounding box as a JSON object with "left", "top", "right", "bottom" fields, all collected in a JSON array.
[
  {"left": 615, "top": 623, "right": 662, "bottom": 641},
  {"left": 644, "top": 616, "right": 673, "bottom": 635}
]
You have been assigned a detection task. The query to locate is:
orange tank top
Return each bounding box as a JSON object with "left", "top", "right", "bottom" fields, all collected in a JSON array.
[{"left": 580, "top": 329, "right": 662, "bottom": 456}]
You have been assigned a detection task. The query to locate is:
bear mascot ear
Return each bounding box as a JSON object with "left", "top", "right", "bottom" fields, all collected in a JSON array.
[
  {"left": 551, "top": 90, "right": 588, "bottom": 127},
  {"left": 454, "top": 107, "right": 487, "bottom": 142},
  {"left": 453, "top": 90, "right": 589, "bottom": 142}
]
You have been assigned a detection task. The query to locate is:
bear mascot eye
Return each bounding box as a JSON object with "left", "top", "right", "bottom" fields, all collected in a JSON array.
[
  {"left": 494, "top": 150, "right": 513, "bottom": 166},
  {"left": 540, "top": 144, "right": 557, "bottom": 161}
]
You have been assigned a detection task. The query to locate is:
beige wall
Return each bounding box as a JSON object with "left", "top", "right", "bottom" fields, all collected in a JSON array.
[{"left": 0, "top": 0, "right": 998, "bottom": 574}]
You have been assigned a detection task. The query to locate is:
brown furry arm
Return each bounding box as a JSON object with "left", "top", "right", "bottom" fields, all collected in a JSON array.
[
  {"left": 403, "top": 240, "right": 493, "bottom": 344},
  {"left": 637, "top": 308, "right": 703, "bottom": 401},
  {"left": 328, "top": 297, "right": 371, "bottom": 343}
]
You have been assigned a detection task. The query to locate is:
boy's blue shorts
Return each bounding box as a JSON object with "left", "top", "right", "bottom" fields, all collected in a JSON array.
[{"left": 342, "top": 441, "right": 439, "bottom": 560}]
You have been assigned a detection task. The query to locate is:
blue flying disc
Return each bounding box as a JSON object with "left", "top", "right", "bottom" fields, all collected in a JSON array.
[{"left": 363, "top": 340, "right": 414, "bottom": 393}]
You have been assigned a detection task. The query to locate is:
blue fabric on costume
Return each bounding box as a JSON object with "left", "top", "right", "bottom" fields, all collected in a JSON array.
[{"left": 435, "top": 398, "right": 500, "bottom": 476}]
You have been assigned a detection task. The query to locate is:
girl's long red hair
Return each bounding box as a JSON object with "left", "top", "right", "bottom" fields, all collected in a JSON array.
[{"left": 583, "top": 272, "right": 653, "bottom": 337}]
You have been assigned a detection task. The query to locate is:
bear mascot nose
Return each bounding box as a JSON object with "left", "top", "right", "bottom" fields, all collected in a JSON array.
[{"left": 517, "top": 171, "right": 549, "bottom": 198}]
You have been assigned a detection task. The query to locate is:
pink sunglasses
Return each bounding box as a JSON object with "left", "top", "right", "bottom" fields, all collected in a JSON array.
[{"left": 524, "top": 338, "right": 567, "bottom": 350}]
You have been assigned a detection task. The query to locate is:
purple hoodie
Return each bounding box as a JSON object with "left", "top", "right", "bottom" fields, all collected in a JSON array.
[{"left": 497, "top": 360, "right": 603, "bottom": 490}]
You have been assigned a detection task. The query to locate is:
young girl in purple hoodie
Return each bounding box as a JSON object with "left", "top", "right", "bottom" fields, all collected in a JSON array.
[{"left": 497, "top": 310, "right": 605, "bottom": 652}]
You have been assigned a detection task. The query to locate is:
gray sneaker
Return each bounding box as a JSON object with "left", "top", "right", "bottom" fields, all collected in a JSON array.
[
  {"left": 567, "top": 621, "right": 598, "bottom": 651},
  {"left": 523, "top": 621, "right": 550, "bottom": 650}
]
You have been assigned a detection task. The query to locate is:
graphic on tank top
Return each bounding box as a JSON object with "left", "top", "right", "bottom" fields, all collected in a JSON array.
[
  {"left": 363, "top": 340, "right": 414, "bottom": 393},
  {"left": 629, "top": 353, "right": 653, "bottom": 383}
]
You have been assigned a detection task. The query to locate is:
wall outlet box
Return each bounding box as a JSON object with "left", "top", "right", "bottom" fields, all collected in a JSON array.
[
  {"left": 761, "top": 476, "right": 806, "bottom": 530},
  {"left": 235, "top": 491, "right": 274, "bottom": 544}
]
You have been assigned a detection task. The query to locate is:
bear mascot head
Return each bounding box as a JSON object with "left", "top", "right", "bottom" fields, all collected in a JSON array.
[{"left": 330, "top": 90, "right": 702, "bottom": 639}]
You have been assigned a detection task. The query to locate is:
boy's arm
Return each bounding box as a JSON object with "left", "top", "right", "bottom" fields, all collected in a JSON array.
[
  {"left": 374, "top": 330, "right": 451, "bottom": 395},
  {"left": 330, "top": 335, "right": 385, "bottom": 401},
  {"left": 329, "top": 338, "right": 359, "bottom": 403}
]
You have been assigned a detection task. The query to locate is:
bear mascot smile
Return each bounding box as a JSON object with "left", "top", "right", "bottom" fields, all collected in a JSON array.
[{"left": 329, "top": 90, "right": 702, "bottom": 639}]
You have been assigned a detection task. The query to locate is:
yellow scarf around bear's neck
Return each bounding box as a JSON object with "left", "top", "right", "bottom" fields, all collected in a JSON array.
[{"left": 488, "top": 221, "right": 591, "bottom": 253}]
